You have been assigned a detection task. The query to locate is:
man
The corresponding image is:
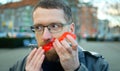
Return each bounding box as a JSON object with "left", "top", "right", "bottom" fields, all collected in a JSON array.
[{"left": 10, "top": 0, "right": 109, "bottom": 71}]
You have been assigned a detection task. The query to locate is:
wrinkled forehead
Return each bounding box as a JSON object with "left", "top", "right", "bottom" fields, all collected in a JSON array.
[{"left": 32, "top": 7, "right": 67, "bottom": 25}]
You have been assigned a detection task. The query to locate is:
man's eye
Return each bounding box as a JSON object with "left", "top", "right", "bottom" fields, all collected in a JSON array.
[
  {"left": 35, "top": 26, "right": 43, "bottom": 30},
  {"left": 50, "top": 24, "right": 62, "bottom": 29},
  {"left": 51, "top": 24, "right": 59, "bottom": 28}
]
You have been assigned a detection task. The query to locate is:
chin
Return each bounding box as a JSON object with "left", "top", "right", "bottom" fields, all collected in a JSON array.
[{"left": 45, "top": 48, "right": 59, "bottom": 62}]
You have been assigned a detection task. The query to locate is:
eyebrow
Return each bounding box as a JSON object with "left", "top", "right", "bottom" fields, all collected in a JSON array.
[
  {"left": 33, "top": 24, "right": 43, "bottom": 27},
  {"left": 33, "top": 22, "right": 65, "bottom": 26}
]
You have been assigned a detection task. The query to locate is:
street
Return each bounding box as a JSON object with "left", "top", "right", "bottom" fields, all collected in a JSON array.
[
  {"left": 79, "top": 41, "right": 120, "bottom": 71},
  {"left": 0, "top": 41, "right": 120, "bottom": 71}
]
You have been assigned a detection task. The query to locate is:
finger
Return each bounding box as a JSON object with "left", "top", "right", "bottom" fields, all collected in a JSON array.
[
  {"left": 34, "top": 49, "right": 44, "bottom": 68},
  {"left": 66, "top": 35, "right": 78, "bottom": 51},
  {"left": 53, "top": 39, "right": 63, "bottom": 56},
  {"left": 29, "top": 47, "right": 43, "bottom": 67},
  {"left": 53, "top": 39, "right": 68, "bottom": 57},
  {"left": 61, "top": 40, "right": 72, "bottom": 54},
  {"left": 36, "top": 54, "right": 45, "bottom": 69},
  {"left": 26, "top": 48, "right": 37, "bottom": 64}
]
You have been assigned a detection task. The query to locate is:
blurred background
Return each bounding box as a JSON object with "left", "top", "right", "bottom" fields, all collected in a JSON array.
[{"left": 0, "top": 0, "right": 120, "bottom": 71}]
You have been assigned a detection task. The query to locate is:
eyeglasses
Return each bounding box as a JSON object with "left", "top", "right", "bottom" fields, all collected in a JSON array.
[{"left": 30, "top": 23, "right": 69, "bottom": 34}]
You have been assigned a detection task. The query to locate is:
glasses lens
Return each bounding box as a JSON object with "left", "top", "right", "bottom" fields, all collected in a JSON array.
[
  {"left": 30, "top": 23, "right": 68, "bottom": 34},
  {"left": 31, "top": 25, "right": 44, "bottom": 34},
  {"left": 48, "top": 23, "right": 63, "bottom": 33}
]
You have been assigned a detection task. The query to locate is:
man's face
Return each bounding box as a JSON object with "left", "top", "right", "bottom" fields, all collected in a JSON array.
[{"left": 33, "top": 7, "right": 74, "bottom": 61}]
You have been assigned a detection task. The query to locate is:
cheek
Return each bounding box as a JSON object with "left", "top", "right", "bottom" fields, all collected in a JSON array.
[
  {"left": 52, "top": 28, "right": 69, "bottom": 39},
  {"left": 52, "top": 33, "right": 62, "bottom": 39}
]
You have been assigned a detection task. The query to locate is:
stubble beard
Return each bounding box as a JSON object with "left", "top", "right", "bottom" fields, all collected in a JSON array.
[{"left": 44, "top": 48, "right": 59, "bottom": 62}]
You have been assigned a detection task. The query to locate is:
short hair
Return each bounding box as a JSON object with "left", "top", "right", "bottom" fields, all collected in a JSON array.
[{"left": 33, "top": 0, "right": 73, "bottom": 23}]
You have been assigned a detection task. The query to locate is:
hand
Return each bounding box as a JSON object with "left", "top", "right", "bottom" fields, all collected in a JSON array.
[
  {"left": 53, "top": 35, "right": 80, "bottom": 71},
  {"left": 25, "top": 47, "right": 45, "bottom": 71}
]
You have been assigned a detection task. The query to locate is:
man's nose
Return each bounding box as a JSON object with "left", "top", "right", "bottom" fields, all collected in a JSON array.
[{"left": 42, "top": 28, "right": 52, "bottom": 41}]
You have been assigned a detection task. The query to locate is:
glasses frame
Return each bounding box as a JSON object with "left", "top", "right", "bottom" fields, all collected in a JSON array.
[{"left": 30, "top": 23, "right": 70, "bottom": 34}]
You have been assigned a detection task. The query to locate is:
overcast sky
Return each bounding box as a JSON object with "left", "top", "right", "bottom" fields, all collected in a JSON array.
[
  {"left": 0, "top": 0, "right": 21, "bottom": 4},
  {"left": 0, "top": 0, "right": 120, "bottom": 4}
]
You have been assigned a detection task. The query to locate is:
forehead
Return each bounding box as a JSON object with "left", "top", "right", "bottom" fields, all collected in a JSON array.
[{"left": 33, "top": 7, "right": 67, "bottom": 25}]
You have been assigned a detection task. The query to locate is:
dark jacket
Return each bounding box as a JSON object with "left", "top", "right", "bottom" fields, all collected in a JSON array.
[{"left": 9, "top": 46, "right": 109, "bottom": 71}]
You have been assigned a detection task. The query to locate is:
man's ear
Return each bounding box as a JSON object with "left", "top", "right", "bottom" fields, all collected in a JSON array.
[{"left": 69, "top": 23, "right": 75, "bottom": 33}]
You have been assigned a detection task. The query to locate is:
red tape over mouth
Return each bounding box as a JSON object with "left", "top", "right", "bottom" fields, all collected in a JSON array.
[{"left": 42, "top": 32, "right": 76, "bottom": 52}]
